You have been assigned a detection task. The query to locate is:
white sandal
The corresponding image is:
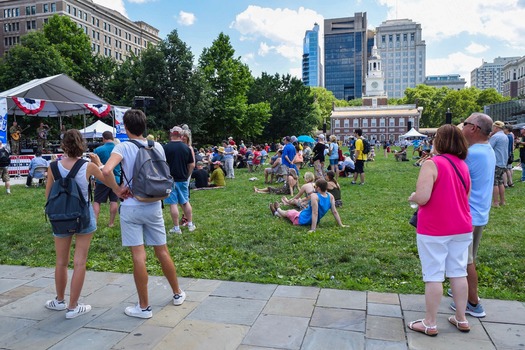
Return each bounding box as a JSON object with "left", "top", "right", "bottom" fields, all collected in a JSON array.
[
  {"left": 448, "top": 315, "right": 470, "bottom": 332},
  {"left": 408, "top": 319, "right": 438, "bottom": 336}
]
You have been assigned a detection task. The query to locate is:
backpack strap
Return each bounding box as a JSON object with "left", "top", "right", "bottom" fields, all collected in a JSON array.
[
  {"left": 67, "top": 159, "right": 88, "bottom": 179},
  {"left": 50, "top": 161, "right": 61, "bottom": 181},
  {"left": 50, "top": 159, "right": 87, "bottom": 181},
  {"left": 122, "top": 139, "right": 149, "bottom": 186}
]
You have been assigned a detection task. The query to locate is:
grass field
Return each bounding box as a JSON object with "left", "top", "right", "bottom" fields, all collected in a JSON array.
[{"left": 1, "top": 148, "right": 524, "bottom": 301}]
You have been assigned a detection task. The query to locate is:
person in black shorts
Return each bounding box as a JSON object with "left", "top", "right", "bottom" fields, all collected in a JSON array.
[{"left": 92, "top": 131, "right": 120, "bottom": 227}]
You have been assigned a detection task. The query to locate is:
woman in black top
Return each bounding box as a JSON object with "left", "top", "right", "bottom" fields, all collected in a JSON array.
[{"left": 312, "top": 135, "right": 327, "bottom": 179}]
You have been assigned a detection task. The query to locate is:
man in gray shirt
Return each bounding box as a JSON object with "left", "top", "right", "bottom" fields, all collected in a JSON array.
[{"left": 489, "top": 121, "right": 509, "bottom": 207}]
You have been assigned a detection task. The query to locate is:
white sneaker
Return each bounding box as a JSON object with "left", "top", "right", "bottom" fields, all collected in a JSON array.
[
  {"left": 169, "top": 226, "right": 182, "bottom": 234},
  {"left": 124, "top": 303, "right": 153, "bottom": 319},
  {"left": 45, "top": 298, "right": 67, "bottom": 311},
  {"left": 173, "top": 290, "right": 186, "bottom": 306},
  {"left": 65, "top": 304, "right": 91, "bottom": 319},
  {"left": 188, "top": 223, "right": 196, "bottom": 232}
]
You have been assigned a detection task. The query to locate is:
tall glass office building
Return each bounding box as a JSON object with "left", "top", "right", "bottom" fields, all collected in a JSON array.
[
  {"left": 324, "top": 13, "right": 369, "bottom": 101},
  {"left": 302, "top": 23, "right": 322, "bottom": 87}
]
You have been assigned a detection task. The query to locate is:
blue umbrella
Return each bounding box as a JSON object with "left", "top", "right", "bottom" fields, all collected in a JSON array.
[{"left": 297, "top": 135, "right": 315, "bottom": 143}]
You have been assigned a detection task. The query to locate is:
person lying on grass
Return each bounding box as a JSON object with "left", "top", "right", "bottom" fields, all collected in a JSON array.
[
  {"left": 254, "top": 167, "right": 298, "bottom": 196},
  {"left": 269, "top": 178, "right": 347, "bottom": 233}
]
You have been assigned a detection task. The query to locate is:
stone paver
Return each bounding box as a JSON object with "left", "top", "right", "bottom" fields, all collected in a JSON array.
[{"left": 0, "top": 264, "right": 522, "bottom": 350}]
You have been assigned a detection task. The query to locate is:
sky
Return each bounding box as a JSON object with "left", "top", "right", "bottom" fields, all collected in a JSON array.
[{"left": 93, "top": 0, "right": 525, "bottom": 87}]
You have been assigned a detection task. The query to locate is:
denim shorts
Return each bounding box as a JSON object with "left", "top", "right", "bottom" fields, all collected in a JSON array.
[
  {"left": 164, "top": 181, "right": 189, "bottom": 205},
  {"left": 53, "top": 205, "right": 97, "bottom": 238},
  {"left": 119, "top": 202, "right": 166, "bottom": 246}
]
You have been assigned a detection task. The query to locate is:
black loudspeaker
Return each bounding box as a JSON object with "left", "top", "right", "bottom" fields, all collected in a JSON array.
[
  {"left": 446, "top": 110, "right": 452, "bottom": 124},
  {"left": 407, "top": 121, "right": 412, "bottom": 131},
  {"left": 133, "top": 98, "right": 144, "bottom": 108}
]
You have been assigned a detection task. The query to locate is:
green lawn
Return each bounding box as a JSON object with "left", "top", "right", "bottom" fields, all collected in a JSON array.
[{"left": 1, "top": 148, "right": 524, "bottom": 301}]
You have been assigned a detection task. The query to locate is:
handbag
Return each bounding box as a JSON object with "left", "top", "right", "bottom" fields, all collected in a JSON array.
[
  {"left": 409, "top": 155, "right": 467, "bottom": 228},
  {"left": 409, "top": 209, "right": 418, "bottom": 228}
]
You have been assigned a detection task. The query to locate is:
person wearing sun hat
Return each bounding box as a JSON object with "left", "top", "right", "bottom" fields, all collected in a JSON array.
[{"left": 489, "top": 120, "right": 509, "bottom": 207}]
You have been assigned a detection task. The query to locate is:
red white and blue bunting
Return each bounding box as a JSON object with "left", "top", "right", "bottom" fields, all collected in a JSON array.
[
  {"left": 12, "top": 97, "right": 46, "bottom": 115},
  {"left": 84, "top": 103, "right": 111, "bottom": 118}
]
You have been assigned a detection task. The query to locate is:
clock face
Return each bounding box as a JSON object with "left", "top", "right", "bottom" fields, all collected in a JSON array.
[{"left": 371, "top": 81, "right": 378, "bottom": 89}]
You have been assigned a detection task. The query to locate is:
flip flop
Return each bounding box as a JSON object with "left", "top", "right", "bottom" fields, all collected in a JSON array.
[
  {"left": 448, "top": 315, "right": 470, "bottom": 332},
  {"left": 408, "top": 319, "right": 438, "bottom": 336}
]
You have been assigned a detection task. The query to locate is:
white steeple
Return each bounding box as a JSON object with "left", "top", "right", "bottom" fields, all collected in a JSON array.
[{"left": 365, "top": 34, "right": 386, "bottom": 98}]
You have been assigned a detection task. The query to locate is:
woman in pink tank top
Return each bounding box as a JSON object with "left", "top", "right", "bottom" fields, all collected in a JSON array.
[{"left": 407, "top": 124, "right": 473, "bottom": 336}]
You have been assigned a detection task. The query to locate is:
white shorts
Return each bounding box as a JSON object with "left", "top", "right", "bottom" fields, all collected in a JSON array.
[
  {"left": 416, "top": 232, "right": 472, "bottom": 282},
  {"left": 119, "top": 202, "right": 166, "bottom": 247}
]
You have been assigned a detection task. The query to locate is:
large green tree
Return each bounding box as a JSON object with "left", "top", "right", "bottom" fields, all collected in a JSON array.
[
  {"left": 42, "top": 15, "right": 94, "bottom": 87},
  {"left": 0, "top": 32, "right": 68, "bottom": 90},
  {"left": 198, "top": 33, "right": 270, "bottom": 142},
  {"left": 249, "top": 73, "right": 317, "bottom": 140},
  {"left": 0, "top": 15, "right": 96, "bottom": 91}
]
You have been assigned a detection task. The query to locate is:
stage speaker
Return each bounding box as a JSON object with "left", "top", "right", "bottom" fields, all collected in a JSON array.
[
  {"left": 446, "top": 109, "right": 452, "bottom": 124},
  {"left": 133, "top": 98, "right": 144, "bottom": 108}
]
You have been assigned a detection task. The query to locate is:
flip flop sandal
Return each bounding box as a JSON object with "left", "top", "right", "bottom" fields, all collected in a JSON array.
[
  {"left": 408, "top": 319, "right": 438, "bottom": 336},
  {"left": 448, "top": 315, "right": 470, "bottom": 332}
]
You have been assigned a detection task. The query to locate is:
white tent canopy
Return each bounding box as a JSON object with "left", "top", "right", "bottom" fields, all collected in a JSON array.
[
  {"left": 78, "top": 120, "right": 115, "bottom": 138},
  {"left": 400, "top": 128, "right": 427, "bottom": 139},
  {"left": 0, "top": 74, "right": 109, "bottom": 117}
]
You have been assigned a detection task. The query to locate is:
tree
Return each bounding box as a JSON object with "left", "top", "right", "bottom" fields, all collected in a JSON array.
[
  {"left": 0, "top": 31, "right": 68, "bottom": 90},
  {"left": 198, "top": 33, "right": 254, "bottom": 142},
  {"left": 87, "top": 55, "right": 117, "bottom": 100},
  {"left": 42, "top": 15, "right": 94, "bottom": 87},
  {"left": 249, "top": 73, "right": 316, "bottom": 141},
  {"left": 106, "top": 53, "right": 143, "bottom": 107}
]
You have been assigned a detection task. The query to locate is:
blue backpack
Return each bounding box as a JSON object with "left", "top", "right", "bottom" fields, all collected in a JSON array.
[{"left": 45, "top": 160, "right": 90, "bottom": 234}]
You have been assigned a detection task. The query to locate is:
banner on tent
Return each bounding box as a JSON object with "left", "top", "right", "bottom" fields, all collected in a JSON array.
[
  {"left": 114, "top": 107, "right": 129, "bottom": 141},
  {"left": 0, "top": 98, "right": 7, "bottom": 144}
]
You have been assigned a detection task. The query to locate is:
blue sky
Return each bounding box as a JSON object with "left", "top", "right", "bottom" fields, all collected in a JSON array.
[{"left": 94, "top": 0, "right": 525, "bottom": 87}]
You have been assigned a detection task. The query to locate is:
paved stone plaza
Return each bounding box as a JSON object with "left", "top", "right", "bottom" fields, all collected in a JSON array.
[{"left": 0, "top": 265, "right": 524, "bottom": 349}]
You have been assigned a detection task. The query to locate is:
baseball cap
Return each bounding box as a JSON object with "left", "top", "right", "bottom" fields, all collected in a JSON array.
[
  {"left": 213, "top": 161, "right": 222, "bottom": 165},
  {"left": 493, "top": 121, "right": 505, "bottom": 128},
  {"left": 170, "top": 126, "right": 183, "bottom": 134}
]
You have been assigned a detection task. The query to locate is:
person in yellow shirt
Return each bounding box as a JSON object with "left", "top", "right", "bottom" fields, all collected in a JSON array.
[
  {"left": 209, "top": 161, "right": 226, "bottom": 187},
  {"left": 351, "top": 128, "right": 366, "bottom": 185}
]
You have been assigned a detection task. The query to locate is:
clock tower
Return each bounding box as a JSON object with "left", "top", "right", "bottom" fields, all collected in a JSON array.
[{"left": 363, "top": 35, "right": 387, "bottom": 106}]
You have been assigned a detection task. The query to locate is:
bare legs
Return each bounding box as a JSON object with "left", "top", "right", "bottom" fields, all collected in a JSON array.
[
  {"left": 53, "top": 233, "right": 93, "bottom": 309},
  {"left": 492, "top": 184, "right": 505, "bottom": 207}
]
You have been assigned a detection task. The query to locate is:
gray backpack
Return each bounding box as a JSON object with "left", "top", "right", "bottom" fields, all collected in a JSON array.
[{"left": 123, "top": 140, "right": 173, "bottom": 202}]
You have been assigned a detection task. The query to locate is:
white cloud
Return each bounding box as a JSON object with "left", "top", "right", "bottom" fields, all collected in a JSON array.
[
  {"left": 379, "top": 0, "right": 525, "bottom": 45},
  {"left": 426, "top": 52, "right": 482, "bottom": 86},
  {"left": 241, "top": 52, "right": 255, "bottom": 64},
  {"left": 177, "top": 11, "right": 196, "bottom": 26},
  {"left": 231, "top": 6, "right": 324, "bottom": 61},
  {"left": 92, "top": 0, "right": 127, "bottom": 16},
  {"left": 466, "top": 42, "right": 490, "bottom": 54},
  {"left": 258, "top": 42, "right": 271, "bottom": 56}
]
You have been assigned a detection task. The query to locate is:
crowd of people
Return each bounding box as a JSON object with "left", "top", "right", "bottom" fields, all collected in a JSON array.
[{"left": 1, "top": 109, "right": 521, "bottom": 334}]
